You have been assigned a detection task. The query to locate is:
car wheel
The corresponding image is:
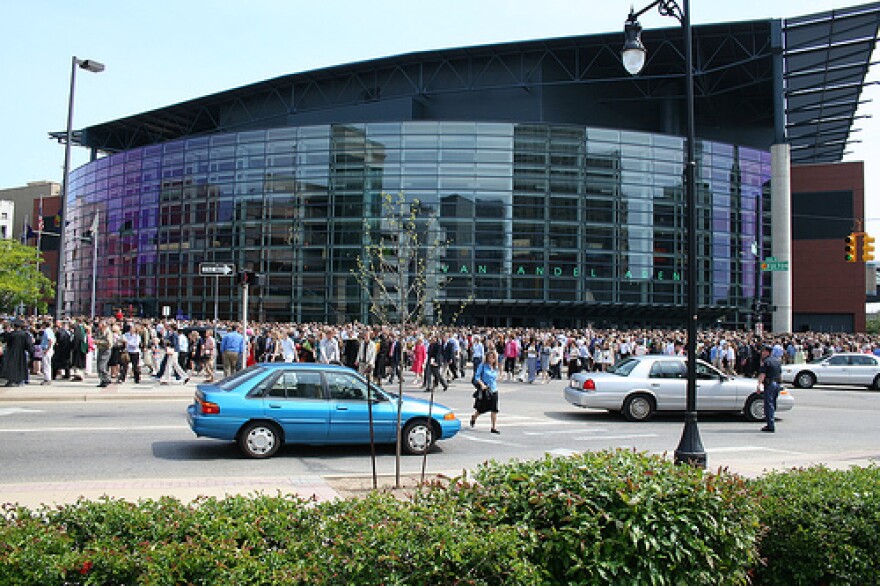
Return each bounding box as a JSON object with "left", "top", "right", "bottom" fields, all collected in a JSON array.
[
  {"left": 744, "top": 394, "right": 765, "bottom": 422},
  {"left": 622, "top": 394, "right": 655, "bottom": 422},
  {"left": 795, "top": 371, "right": 816, "bottom": 389},
  {"left": 238, "top": 421, "right": 282, "bottom": 459},
  {"left": 402, "top": 420, "right": 434, "bottom": 456},
  {"left": 872, "top": 375, "right": 880, "bottom": 391}
]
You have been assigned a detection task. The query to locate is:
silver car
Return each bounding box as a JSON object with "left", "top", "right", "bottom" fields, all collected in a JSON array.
[
  {"left": 781, "top": 352, "right": 880, "bottom": 389},
  {"left": 564, "top": 356, "right": 794, "bottom": 422}
]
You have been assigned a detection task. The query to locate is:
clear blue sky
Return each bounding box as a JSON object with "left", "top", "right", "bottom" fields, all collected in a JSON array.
[{"left": 2, "top": 1, "right": 877, "bottom": 228}]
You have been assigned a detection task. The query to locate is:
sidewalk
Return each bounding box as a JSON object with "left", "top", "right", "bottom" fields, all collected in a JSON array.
[{"left": 0, "top": 371, "right": 195, "bottom": 402}]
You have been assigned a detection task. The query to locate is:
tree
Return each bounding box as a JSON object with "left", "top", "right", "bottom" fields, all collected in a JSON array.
[
  {"left": 353, "top": 192, "right": 471, "bottom": 487},
  {"left": 0, "top": 239, "right": 55, "bottom": 314}
]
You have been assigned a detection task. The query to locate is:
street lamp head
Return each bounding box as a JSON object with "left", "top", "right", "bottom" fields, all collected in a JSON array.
[
  {"left": 77, "top": 59, "right": 105, "bottom": 73},
  {"left": 622, "top": 13, "right": 646, "bottom": 75}
]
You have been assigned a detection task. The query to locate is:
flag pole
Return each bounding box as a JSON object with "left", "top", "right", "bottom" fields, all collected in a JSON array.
[{"left": 35, "top": 197, "right": 43, "bottom": 316}]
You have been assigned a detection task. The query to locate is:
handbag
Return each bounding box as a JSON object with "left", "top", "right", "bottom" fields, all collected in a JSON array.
[{"left": 120, "top": 351, "right": 131, "bottom": 364}]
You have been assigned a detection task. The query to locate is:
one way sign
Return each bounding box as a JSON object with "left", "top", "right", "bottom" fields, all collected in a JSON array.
[{"left": 199, "top": 262, "right": 235, "bottom": 276}]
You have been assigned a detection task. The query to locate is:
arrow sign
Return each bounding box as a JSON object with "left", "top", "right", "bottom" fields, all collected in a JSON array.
[{"left": 199, "top": 262, "right": 235, "bottom": 276}]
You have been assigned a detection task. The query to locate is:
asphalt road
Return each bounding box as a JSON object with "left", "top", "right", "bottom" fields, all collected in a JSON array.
[{"left": 1, "top": 376, "right": 879, "bottom": 490}]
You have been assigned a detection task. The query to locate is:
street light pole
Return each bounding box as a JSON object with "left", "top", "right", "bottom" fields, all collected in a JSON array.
[
  {"left": 55, "top": 56, "right": 104, "bottom": 320},
  {"left": 623, "top": 0, "right": 706, "bottom": 467}
]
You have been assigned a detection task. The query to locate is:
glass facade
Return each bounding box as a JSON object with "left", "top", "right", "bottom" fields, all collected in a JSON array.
[{"left": 64, "top": 122, "right": 771, "bottom": 326}]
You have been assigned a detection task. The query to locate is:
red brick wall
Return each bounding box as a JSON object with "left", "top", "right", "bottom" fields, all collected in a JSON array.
[{"left": 790, "top": 161, "right": 865, "bottom": 332}]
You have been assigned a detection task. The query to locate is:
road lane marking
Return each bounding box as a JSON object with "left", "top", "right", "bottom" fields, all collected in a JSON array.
[
  {"left": 458, "top": 434, "right": 523, "bottom": 446},
  {"left": 523, "top": 428, "right": 610, "bottom": 435},
  {"left": 571, "top": 433, "right": 658, "bottom": 441},
  {"left": 707, "top": 446, "right": 806, "bottom": 455},
  {"left": 0, "top": 408, "right": 44, "bottom": 417},
  {"left": 0, "top": 425, "right": 185, "bottom": 433}
]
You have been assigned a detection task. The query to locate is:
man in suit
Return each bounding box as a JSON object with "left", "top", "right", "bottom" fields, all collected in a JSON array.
[{"left": 426, "top": 334, "right": 448, "bottom": 392}]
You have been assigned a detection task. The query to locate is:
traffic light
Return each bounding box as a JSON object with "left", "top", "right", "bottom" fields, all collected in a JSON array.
[
  {"left": 845, "top": 233, "right": 857, "bottom": 262},
  {"left": 863, "top": 234, "right": 876, "bottom": 262},
  {"left": 238, "top": 270, "right": 256, "bottom": 285}
]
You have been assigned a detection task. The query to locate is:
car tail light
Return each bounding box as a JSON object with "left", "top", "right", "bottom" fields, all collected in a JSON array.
[
  {"left": 779, "top": 390, "right": 790, "bottom": 395},
  {"left": 443, "top": 412, "right": 457, "bottom": 421},
  {"left": 199, "top": 398, "right": 220, "bottom": 414},
  {"left": 582, "top": 379, "right": 596, "bottom": 391}
]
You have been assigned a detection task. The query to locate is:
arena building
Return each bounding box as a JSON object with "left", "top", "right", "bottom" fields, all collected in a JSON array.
[{"left": 59, "top": 3, "right": 880, "bottom": 329}]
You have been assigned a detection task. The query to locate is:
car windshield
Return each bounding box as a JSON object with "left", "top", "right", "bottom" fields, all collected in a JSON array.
[
  {"left": 216, "top": 366, "right": 267, "bottom": 390},
  {"left": 608, "top": 358, "right": 639, "bottom": 376}
]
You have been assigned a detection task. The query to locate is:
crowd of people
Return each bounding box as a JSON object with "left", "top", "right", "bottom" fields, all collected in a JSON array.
[{"left": 3, "top": 315, "right": 880, "bottom": 390}]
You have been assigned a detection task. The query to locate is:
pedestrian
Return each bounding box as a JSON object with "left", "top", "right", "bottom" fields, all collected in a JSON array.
[
  {"left": 94, "top": 320, "right": 113, "bottom": 388},
  {"left": 220, "top": 325, "right": 245, "bottom": 377},
  {"left": 357, "top": 330, "right": 376, "bottom": 378},
  {"left": 318, "top": 328, "right": 340, "bottom": 364},
  {"left": 470, "top": 334, "right": 484, "bottom": 382},
  {"left": 756, "top": 344, "right": 782, "bottom": 433},
  {"left": 280, "top": 330, "right": 297, "bottom": 363},
  {"left": 159, "top": 338, "right": 189, "bottom": 385},
  {"left": 39, "top": 320, "right": 55, "bottom": 385},
  {"left": 203, "top": 329, "right": 217, "bottom": 382},
  {"left": 411, "top": 335, "right": 427, "bottom": 386},
  {"left": 1, "top": 319, "right": 35, "bottom": 386},
  {"left": 427, "top": 334, "right": 449, "bottom": 392},
  {"left": 121, "top": 324, "right": 142, "bottom": 383},
  {"left": 52, "top": 319, "right": 72, "bottom": 380},
  {"left": 525, "top": 338, "right": 538, "bottom": 383},
  {"left": 70, "top": 319, "right": 88, "bottom": 381},
  {"left": 539, "top": 337, "right": 551, "bottom": 383},
  {"left": 470, "top": 350, "right": 500, "bottom": 434}
]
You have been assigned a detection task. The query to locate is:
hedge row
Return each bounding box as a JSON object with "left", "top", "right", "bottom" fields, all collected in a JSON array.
[{"left": 1, "top": 450, "right": 878, "bottom": 585}]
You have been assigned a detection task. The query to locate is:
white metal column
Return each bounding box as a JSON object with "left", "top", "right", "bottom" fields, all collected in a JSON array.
[{"left": 771, "top": 143, "right": 792, "bottom": 333}]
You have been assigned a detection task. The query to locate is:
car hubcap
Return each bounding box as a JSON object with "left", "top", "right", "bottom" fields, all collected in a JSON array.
[
  {"left": 631, "top": 399, "right": 650, "bottom": 419},
  {"left": 247, "top": 428, "right": 275, "bottom": 455},
  {"left": 408, "top": 426, "right": 430, "bottom": 452},
  {"left": 751, "top": 400, "right": 765, "bottom": 419}
]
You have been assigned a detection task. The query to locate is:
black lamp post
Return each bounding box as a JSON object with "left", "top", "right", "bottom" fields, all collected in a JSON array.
[{"left": 622, "top": 0, "right": 706, "bottom": 467}]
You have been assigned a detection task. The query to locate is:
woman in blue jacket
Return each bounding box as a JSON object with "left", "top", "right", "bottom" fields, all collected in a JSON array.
[{"left": 470, "top": 350, "right": 501, "bottom": 434}]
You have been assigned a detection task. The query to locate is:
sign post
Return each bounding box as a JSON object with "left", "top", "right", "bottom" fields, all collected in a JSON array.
[{"left": 199, "top": 263, "right": 235, "bottom": 322}]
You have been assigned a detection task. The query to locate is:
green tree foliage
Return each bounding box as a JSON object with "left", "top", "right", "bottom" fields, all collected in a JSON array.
[{"left": 0, "top": 239, "right": 55, "bottom": 313}]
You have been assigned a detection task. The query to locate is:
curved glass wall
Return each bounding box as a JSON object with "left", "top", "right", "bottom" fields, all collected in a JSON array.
[{"left": 64, "top": 122, "right": 771, "bottom": 326}]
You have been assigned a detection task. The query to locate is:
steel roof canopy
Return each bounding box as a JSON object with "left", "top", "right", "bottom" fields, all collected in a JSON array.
[
  {"left": 61, "top": 3, "right": 880, "bottom": 166},
  {"left": 783, "top": 2, "right": 880, "bottom": 164}
]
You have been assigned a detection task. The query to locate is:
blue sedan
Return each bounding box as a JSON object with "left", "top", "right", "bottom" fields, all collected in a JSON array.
[{"left": 186, "top": 363, "right": 461, "bottom": 458}]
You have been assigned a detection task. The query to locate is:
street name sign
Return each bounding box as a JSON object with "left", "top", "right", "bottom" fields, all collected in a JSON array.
[
  {"left": 199, "top": 262, "right": 235, "bottom": 276},
  {"left": 760, "top": 258, "right": 788, "bottom": 271}
]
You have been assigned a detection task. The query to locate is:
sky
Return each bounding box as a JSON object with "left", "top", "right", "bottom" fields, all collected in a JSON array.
[{"left": 2, "top": 0, "right": 877, "bottom": 230}]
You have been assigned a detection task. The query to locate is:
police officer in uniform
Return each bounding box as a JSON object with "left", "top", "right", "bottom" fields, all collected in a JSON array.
[{"left": 756, "top": 345, "right": 782, "bottom": 433}]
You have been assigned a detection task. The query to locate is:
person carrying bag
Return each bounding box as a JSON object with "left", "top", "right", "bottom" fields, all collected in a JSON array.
[{"left": 469, "top": 350, "right": 501, "bottom": 434}]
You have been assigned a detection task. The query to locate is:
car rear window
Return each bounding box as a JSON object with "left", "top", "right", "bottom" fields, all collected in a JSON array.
[
  {"left": 216, "top": 366, "right": 266, "bottom": 391},
  {"left": 609, "top": 358, "right": 639, "bottom": 376}
]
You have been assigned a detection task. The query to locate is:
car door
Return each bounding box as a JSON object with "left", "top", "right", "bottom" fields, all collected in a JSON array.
[
  {"left": 694, "top": 361, "right": 736, "bottom": 410},
  {"left": 326, "top": 371, "right": 396, "bottom": 443},
  {"left": 848, "top": 354, "right": 879, "bottom": 386},
  {"left": 260, "top": 370, "right": 330, "bottom": 443},
  {"left": 819, "top": 355, "right": 851, "bottom": 385},
  {"left": 647, "top": 360, "right": 687, "bottom": 411}
]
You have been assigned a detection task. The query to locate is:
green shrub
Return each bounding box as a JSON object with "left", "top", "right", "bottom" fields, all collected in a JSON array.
[
  {"left": 0, "top": 491, "right": 538, "bottom": 585},
  {"left": 422, "top": 449, "right": 760, "bottom": 585},
  {"left": 751, "top": 464, "right": 880, "bottom": 585}
]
